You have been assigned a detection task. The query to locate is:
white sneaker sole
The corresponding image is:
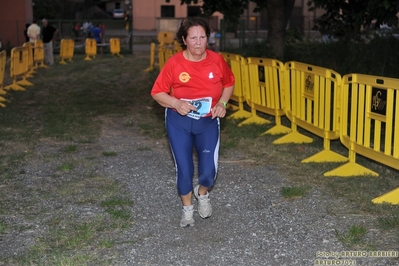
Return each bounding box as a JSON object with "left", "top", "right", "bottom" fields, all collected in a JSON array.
[{"left": 194, "top": 185, "right": 212, "bottom": 218}]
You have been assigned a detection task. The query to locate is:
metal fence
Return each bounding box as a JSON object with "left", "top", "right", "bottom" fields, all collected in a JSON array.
[
  {"left": 0, "top": 19, "right": 133, "bottom": 54},
  {"left": 50, "top": 19, "right": 133, "bottom": 54},
  {"left": 0, "top": 16, "right": 324, "bottom": 54}
]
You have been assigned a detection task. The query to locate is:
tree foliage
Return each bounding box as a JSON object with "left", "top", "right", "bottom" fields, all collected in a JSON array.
[
  {"left": 169, "top": 0, "right": 295, "bottom": 60},
  {"left": 33, "top": 0, "right": 101, "bottom": 20},
  {"left": 308, "top": 0, "right": 399, "bottom": 38},
  {"left": 167, "top": 0, "right": 267, "bottom": 23}
]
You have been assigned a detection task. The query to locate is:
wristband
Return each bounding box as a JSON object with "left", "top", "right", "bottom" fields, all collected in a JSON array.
[{"left": 218, "top": 100, "right": 227, "bottom": 108}]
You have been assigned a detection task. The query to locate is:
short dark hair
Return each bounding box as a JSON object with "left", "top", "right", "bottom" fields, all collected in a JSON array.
[{"left": 176, "top": 16, "right": 210, "bottom": 50}]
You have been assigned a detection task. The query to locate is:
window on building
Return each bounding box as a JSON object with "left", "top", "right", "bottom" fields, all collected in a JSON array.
[
  {"left": 187, "top": 6, "right": 201, "bottom": 17},
  {"left": 161, "top": 6, "right": 175, "bottom": 17}
]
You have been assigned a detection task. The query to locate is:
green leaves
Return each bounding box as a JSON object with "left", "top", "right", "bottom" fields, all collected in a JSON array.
[
  {"left": 171, "top": 0, "right": 266, "bottom": 23},
  {"left": 308, "top": 0, "right": 399, "bottom": 38}
]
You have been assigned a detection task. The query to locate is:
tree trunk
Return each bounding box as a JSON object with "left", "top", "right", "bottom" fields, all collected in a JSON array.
[
  {"left": 284, "top": 0, "right": 296, "bottom": 27},
  {"left": 267, "top": 0, "right": 295, "bottom": 60}
]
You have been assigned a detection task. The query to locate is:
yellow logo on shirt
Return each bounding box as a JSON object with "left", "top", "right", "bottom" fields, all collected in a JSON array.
[{"left": 179, "top": 72, "right": 191, "bottom": 83}]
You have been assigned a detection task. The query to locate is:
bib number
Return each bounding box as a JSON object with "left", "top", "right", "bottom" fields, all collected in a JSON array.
[{"left": 181, "top": 97, "right": 212, "bottom": 120}]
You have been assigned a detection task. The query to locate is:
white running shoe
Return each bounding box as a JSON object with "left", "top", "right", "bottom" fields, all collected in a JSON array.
[
  {"left": 194, "top": 185, "right": 212, "bottom": 218},
  {"left": 180, "top": 205, "right": 194, "bottom": 228}
]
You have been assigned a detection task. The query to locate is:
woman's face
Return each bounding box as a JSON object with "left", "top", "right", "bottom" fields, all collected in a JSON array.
[{"left": 185, "top": 25, "right": 207, "bottom": 56}]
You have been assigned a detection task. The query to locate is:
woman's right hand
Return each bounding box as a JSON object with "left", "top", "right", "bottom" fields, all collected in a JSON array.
[{"left": 173, "top": 99, "right": 197, "bottom": 116}]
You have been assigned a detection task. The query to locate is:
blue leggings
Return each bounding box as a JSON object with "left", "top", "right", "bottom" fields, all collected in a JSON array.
[{"left": 165, "top": 108, "right": 220, "bottom": 196}]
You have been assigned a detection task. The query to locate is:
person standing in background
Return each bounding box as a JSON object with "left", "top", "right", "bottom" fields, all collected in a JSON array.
[
  {"left": 24, "top": 23, "right": 30, "bottom": 43},
  {"left": 41, "top": 19, "right": 58, "bottom": 66},
  {"left": 208, "top": 28, "right": 217, "bottom": 51},
  {"left": 124, "top": 12, "right": 130, "bottom": 30},
  {"left": 27, "top": 19, "right": 40, "bottom": 44},
  {"left": 99, "top": 22, "right": 106, "bottom": 42},
  {"left": 91, "top": 23, "right": 103, "bottom": 54},
  {"left": 73, "top": 22, "right": 81, "bottom": 39}
]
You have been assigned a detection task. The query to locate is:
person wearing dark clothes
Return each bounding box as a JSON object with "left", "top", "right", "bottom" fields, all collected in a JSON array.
[
  {"left": 24, "top": 23, "right": 30, "bottom": 43},
  {"left": 91, "top": 23, "right": 103, "bottom": 54},
  {"left": 41, "top": 18, "right": 58, "bottom": 65}
]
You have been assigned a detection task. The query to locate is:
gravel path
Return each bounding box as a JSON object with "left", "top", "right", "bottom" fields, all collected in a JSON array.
[
  {"left": 1, "top": 111, "right": 398, "bottom": 265},
  {"left": 93, "top": 118, "right": 398, "bottom": 266}
]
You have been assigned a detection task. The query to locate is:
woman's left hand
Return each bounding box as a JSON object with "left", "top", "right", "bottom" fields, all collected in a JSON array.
[{"left": 211, "top": 102, "right": 227, "bottom": 119}]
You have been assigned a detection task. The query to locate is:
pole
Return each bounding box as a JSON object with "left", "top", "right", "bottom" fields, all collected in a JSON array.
[{"left": 130, "top": 3, "right": 133, "bottom": 54}]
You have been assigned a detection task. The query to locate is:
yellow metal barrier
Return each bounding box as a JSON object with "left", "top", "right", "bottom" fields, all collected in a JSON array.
[
  {"left": 0, "top": 50, "right": 8, "bottom": 107},
  {"left": 84, "top": 38, "right": 97, "bottom": 60},
  {"left": 157, "top": 31, "right": 175, "bottom": 45},
  {"left": 144, "top": 43, "right": 156, "bottom": 72},
  {"left": 59, "top": 39, "right": 75, "bottom": 64},
  {"left": 325, "top": 74, "right": 399, "bottom": 180},
  {"left": 164, "top": 48, "right": 174, "bottom": 68},
  {"left": 23, "top": 42, "right": 35, "bottom": 77},
  {"left": 372, "top": 188, "right": 399, "bottom": 205},
  {"left": 157, "top": 42, "right": 166, "bottom": 70},
  {"left": 4, "top": 46, "right": 30, "bottom": 91},
  {"left": 274, "top": 61, "right": 347, "bottom": 163},
  {"left": 219, "top": 52, "right": 251, "bottom": 119},
  {"left": 173, "top": 41, "right": 182, "bottom": 53},
  {"left": 239, "top": 57, "right": 291, "bottom": 135},
  {"left": 17, "top": 44, "right": 34, "bottom": 87},
  {"left": 110, "top": 38, "right": 123, "bottom": 57},
  {"left": 33, "top": 40, "right": 48, "bottom": 69},
  {"left": 157, "top": 42, "right": 174, "bottom": 70}
]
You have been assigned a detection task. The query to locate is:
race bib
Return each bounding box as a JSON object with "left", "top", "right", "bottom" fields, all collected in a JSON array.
[{"left": 180, "top": 97, "right": 212, "bottom": 120}]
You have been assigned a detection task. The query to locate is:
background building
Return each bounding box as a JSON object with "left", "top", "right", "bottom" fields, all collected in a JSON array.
[
  {"left": 0, "top": 0, "right": 322, "bottom": 49},
  {"left": 0, "top": 0, "right": 33, "bottom": 48}
]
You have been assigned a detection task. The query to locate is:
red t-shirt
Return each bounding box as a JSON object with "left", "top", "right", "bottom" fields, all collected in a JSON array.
[{"left": 151, "top": 50, "right": 235, "bottom": 115}]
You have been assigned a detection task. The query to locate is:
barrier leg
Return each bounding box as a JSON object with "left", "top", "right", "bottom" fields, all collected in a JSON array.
[
  {"left": 17, "top": 74, "right": 34, "bottom": 86},
  {"left": 84, "top": 54, "right": 92, "bottom": 61},
  {"left": 0, "top": 95, "right": 10, "bottom": 107},
  {"left": 301, "top": 139, "right": 348, "bottom": 163},
  {"left": 4, "top": 78, "right": 26, "bottom": 91},
  {"left": 261, "top": 116, "right": 292, "bottom": 135},
  {"left": 144, "top": 43, "right": 156, "bottom": 72},
  {"left": 372, "top": 187, "right": 399, "bottom": 205},
  {"left": 227, "top": 101, "right": 252, "bottom": 120},
  {"left": 35, "top": 61, "right": 49, "bottom": 69},
  {"left": 238, "top": 103, "right": 271, "bottom": 126},
  {"left": 324, "top": 151, "right": 378, "bottom": 177},
  {"left": 228, "top": 109, "right": 252, "bottom": 119},
  {"left": 273, "top": 123, "right": 313, "bottom": 144},
  {"left": 26, "top": 71, "right": 34, "bottom": 78}
]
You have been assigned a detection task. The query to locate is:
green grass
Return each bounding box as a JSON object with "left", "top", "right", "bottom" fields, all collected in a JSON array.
[
  {"left": 377, "top": 215, "right": 399, "bottom": 230},
  {"left": 281, "top": 186, "right": 309, "bottom": 199},
  {"left": 0, "top": 53, "right": 150, "bottom": 265},
  {"left": 20, "top": 217, "right": 114, "bottom": 265},
  {"left": 60, "top": 162, "right": 74, "bottom": 171},
  {"left": 0, "top": 220, "right": 6, "bottom": 234},
  {"left": 101, "top": 197, "right": 133, "bottom": 221},
  {"left": 335, "top": 224, "right": 368, "bottom": 248},
  {"left": 102, "top": 151, "right": 117, "bottom": 157},
  {"left": 138, "top": 121, "right": 166, "bottom": 138},
  {"left": 64, "top": 144, "right": 78, "bottom": 153},
  {"left": 98, "top": 239, "right": 115, "bottom": 249}
]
